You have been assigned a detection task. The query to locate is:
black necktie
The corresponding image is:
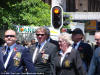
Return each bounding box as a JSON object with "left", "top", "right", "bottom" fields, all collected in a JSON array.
[
  {"left": 7, "top": 47, "right": 10, "bottom": 54},
  {"left": 73, "top": 43, "right": 77, "bottom": 48},
  {"left": 38, "top": 44, "right": 41, "bottom": 49},
  {"left": 3, "top": 47, "right": 10, "bottom": 63}
]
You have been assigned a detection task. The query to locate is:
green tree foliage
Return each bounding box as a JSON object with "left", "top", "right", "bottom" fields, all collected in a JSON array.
[
  {"left": 63, "top": 12, "right": 72, "bottom": 28},
  {"left": 0, "top": 0, "right": 51, "bottom": 29}
]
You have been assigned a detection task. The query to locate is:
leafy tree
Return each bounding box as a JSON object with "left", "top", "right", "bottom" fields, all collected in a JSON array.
[
  {"left": 0, "top": 0, "right": 51, "bottom": 29},
  {"left": 63, "top": 12, "right": 72, "bottom": 29}
]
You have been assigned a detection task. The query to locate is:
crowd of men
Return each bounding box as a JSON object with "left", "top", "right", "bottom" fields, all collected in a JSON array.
[{"left": 0, "top": 26, "right": 100, "bottom": 75}]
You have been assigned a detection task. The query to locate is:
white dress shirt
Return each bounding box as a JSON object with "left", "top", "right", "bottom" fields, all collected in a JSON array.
[{"left": 74, "top": 41, "right": 81, "bottom": 50}]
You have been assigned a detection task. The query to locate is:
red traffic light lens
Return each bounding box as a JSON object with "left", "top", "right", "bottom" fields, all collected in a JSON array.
[
  {"left": 52, "top": 6, "right": 63, "bottom": 29},
  {"left": 54, "top": 8, "right": 59, "bottom": 14}
]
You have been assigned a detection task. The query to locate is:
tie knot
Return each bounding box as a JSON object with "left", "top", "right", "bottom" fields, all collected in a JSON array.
[
  {"left": 38, "top": 44, "right": 41, "bottom": 49},
  {"left": 74, "top": 43, "right": 77, "bottom": 46},
  {"left": 73, "top": 43, "right": 77, "bottom": 48},
  {"left": 7, "top": 47, "right": 10, "bottom": 54}
]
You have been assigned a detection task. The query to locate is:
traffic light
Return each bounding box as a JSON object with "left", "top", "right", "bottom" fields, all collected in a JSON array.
[{"left": 51, "top": 6, "right": 63, "bottom": 29}]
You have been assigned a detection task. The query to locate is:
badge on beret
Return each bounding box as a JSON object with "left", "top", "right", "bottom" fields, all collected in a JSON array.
[
  {"left": 65, "top": 60, "right": 70, "bottom": 67},
  {"left": 13, "top": 52, "right": 22, "bottom": 66}
]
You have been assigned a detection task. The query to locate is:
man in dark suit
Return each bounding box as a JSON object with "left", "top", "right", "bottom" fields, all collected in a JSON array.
[
  {"left": 0, "top": 29, "right": 35, "bottom": 74},
  {"left": 29, "top": 27, "right": 57, "bottom": 75},
  {"left": 88, "top": 31, "right": 100, "bottom": 75},
  {"left": 72, "top": 28, "right": 93, "bottom": 72},
  {"left": 45, "top": 27, "right": 60, "bottom": 51}
]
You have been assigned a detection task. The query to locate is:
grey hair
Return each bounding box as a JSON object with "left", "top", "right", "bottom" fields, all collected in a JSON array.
[
  {"left": 58, "top": 33, "right": 73, "bottom": 45},
  {"left": 43, "top": 26, "right": 50, "bottom": 35},
  {"left": 35, "top": 27, "right": 48, "bottom": 35}
]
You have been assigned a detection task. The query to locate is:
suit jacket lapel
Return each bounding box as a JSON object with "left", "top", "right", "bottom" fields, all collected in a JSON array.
[
  {"left": 57, "top": 55, "right": 61, "bottom": 67},
  {"left": 31, "top": 43, "right": 37, "bottom": 56},
  {"left": 42, "top": 42, "right": 50, "bottom": 53},
  {"left": 0, "top": 46, "right": 7, "bottom": 69},
  {"left": 34, "top": 42, "right": 48, "bottom": 63},
  {"left": 78, "top": 41, "right": 83, "bottom": 50},
  {"left": 32, "top": 43, "right": 40, "bottom": 63},
  {"left": 6, "top": 44, "right": 18, "bottom": 69},
  {"left": 0, "top": 52, "right": 4, "bottom": 63},
  {"left": 1, "top": 46, "right": 7, "bottom": 63},
  {"left": 0, "top": 53, "right": 5, "bottom": 70},
  {"left": 55, "top": 52, "right": 61, "bottom": 67}
]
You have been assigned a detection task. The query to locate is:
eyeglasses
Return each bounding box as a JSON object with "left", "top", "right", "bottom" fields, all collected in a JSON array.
[
  {"left": 58, "top": 40, "right": 64, "bottom": 43},
  {"left": 5, "top": 35, "right": 15, "bottom": 38},
  {"left": 58, "top": 41, "right": 62, "bottom": 43},
  {"left": 36, "top": 34, "right": 46, "bottom": 36},
  {"left": 58, "top": 40, "right": 66, "bottom": 43}
]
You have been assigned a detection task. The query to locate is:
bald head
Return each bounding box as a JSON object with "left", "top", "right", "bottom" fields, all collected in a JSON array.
[
  {"left": 95, "top": 31, "right": 100, "bottom": 47},
  {"left": 5, "top": 29, "right": 16, "bottom": 36}
]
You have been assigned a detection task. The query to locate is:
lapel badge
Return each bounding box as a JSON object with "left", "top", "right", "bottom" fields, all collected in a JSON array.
[
  {"left": 42, "top": 54, "right": 49, "bottom": 63},
  {"left": 65, "top": 60, "right": 70, "bottom": 67},
  {"left": 43, "top": 59, "right": 47, "bottom": 63},
  {"left": 14, "top": 47, "right": 17, "bottom": 52},
  {"left": 41, "top": 49, "right": 45, "bottom": 54},
  {"left": 42, "top": 54, "right": 49, "bottom": 60}
]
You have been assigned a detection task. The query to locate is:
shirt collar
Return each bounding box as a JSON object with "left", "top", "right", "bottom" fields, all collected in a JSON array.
[
  {"left": 38, "top": 40, "right": 47, "bottom": 48},
  {"left": 7, "top": 43, "right": 16, "bottom": 50},
  {"left": 59, "top": 46, "right": 72, "bottom": 56},
  {"left": 76, "top": 41, "right": 81, "bottom": 46}
]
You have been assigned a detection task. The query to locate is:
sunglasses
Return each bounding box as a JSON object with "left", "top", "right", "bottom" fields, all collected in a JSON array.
[
  {"left": 36, "top": 34, "right": 45, "bottom": 36},
  {"left": 58, "top": 40, "right": 64, "bottom": 43},
  {"left": 95, "top": 39, "right": 100, "bottom": 41},
  {"left": 5, "top": 35, "right": 15, "bottom": 38}
]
